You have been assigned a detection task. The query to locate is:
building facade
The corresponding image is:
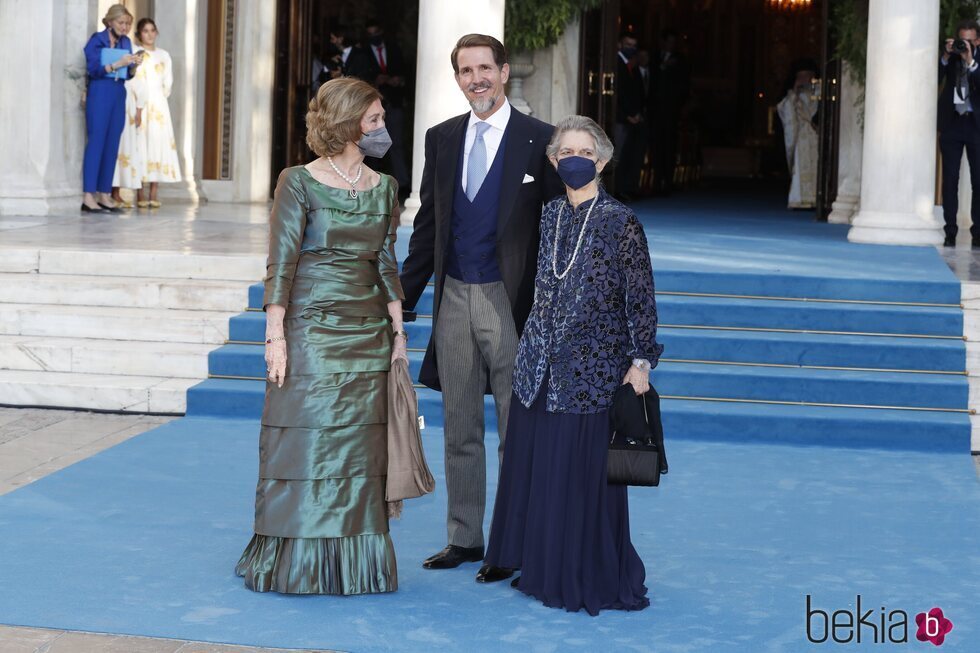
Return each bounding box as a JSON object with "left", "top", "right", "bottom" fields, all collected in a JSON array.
[{"left": 0, "top": 0, "right": 949, "bottom": 246}]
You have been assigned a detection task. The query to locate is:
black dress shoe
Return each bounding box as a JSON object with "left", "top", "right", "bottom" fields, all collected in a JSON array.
[
  {"left": 944, "top": 236, "right": 956, "bottom": 247},
  {"left": 972, "top": 237, "right": 980, "bottom": 249},
  {"left": 80, "top": 203, "right": 110, "bottom": 213},
  {"left": 510, "top": 576, "right": 521, "bottom": 588},
  {"left": 475, "top": 564, "right": 514, "bottom": 583},
  {"left": 98, "top": 202, "right": 123, "bottom": 213},
  {"left": 422, "top": 545, "right": 484, "bottom": 569}
]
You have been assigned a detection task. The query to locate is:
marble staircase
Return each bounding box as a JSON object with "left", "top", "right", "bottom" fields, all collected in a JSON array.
[{"left": 0, "top": 247, "right": 263, "bottom": 414}]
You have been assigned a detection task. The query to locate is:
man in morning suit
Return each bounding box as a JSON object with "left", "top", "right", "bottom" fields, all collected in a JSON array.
[
  {"left": 614, "top": 33, "right": 646, "bottom": 200},
  {"left": 398, "top": 33, "right": 562, "bottom": 583},
  {"left": 939, "top": 19, "right": 980, "bottom": 247},
  {"left": 363, "top": 20, "right": 412, "bottom": 193}
]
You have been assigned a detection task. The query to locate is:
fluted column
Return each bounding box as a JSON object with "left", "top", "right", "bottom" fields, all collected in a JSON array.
[
  {"left": 828, "top": 64, "right": 862, "bottom": 224},
  {"left": 400, "top": 0, "right": 506, "bottom": 225},
  {"left": 0, "top": 0, "right": 89, "bottom": 215},
  {"left": 155, "top": 0, "right": 201, "bottom": 203},
  {"left": 848, "top": 0, "right": 943, "bottom": 245}
]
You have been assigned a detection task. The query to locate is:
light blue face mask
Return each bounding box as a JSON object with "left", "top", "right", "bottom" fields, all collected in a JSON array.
[{"left": 358, "top": 127, "right": 393, "bottom": 158}]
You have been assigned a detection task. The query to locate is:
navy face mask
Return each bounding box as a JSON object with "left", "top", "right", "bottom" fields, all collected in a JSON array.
[
  {"left": 358, "top": 127, "right": 392, "bottom": 158},
  {"left": 556, "top": 156, "right": 598, "bottom": 190}
]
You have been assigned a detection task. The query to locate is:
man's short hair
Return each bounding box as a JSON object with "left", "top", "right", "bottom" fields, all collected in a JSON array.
[
  {"left": 451, "top": 34, "right": 507, "bottom": 74},
  {"left": 620, "top": 33, "right": 637, "bottom": 43},
  {"left": 957, "top": 19, "right": 980, "bottom": 35}
]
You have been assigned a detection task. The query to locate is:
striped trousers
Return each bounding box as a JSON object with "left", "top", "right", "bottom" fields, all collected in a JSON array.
[{"left": 435, "top": 276, "right": 518, "bottom": 549}]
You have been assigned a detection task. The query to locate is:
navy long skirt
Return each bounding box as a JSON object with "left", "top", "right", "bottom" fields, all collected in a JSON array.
[{"left": 485, "top": 381, "right": 650, "bottom": 616}]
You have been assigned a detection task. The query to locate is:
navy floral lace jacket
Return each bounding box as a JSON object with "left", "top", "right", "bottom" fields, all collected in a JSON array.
[{"left": 513, "top": 188, "right": 664, "bottom": 414}]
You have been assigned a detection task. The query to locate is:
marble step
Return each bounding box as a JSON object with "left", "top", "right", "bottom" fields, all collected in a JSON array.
[
  {"left": 0, "top": 303, "right": 232, "bottom": 344},
  {"left": 0, "top": 247, "right": 264, "bottom": 281},
  {"left": 0, "top": 370, "right": 196, "bottom": 414},
  {"left": 0, "top": 273, "right": 250, "bottom": 312},
  {"left": 0, "top": 336, "right": 213, "bottom": 378}
]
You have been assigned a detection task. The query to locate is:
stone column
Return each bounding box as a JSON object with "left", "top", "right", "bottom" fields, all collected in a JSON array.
[
  {"left": 847, "top": 0, "right": 944, "bottom": 245},
  {"left": 401, "top": 0, "right": 506, "bottom": 225},
  {"left": 0, "top": 0, "right": 89, "bottom": 215},
  {"left": 828, "top": 64, "right": 863, "bottom": 224},
  {"left": 155, "top": 0, "right": 201, "bottom": 203}
]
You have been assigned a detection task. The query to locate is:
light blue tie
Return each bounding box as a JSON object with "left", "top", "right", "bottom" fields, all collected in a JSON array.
[{"left": 466, "top": 122, "right": 491, "bottom": 201}]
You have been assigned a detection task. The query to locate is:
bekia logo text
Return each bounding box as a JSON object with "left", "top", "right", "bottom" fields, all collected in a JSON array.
[{"left": 806, "top": 595, "right": 953, "bottom": 646}]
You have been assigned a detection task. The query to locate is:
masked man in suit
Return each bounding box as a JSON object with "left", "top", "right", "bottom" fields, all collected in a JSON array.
[
  {"left": 399, "top": 33, "right": 562, "bottom": 583},
  {"left": 939, "top": 19, "right": 980, "bottom": 247}
]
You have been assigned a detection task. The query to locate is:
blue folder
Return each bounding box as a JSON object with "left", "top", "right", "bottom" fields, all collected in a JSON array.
[{"left": 100, "top": 47, "right": 129, "bottom": 80}]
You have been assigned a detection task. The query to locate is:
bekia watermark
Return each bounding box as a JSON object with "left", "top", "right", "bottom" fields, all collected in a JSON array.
[{"left": 806, "top": 595, "right": 953, "bottom": 646}]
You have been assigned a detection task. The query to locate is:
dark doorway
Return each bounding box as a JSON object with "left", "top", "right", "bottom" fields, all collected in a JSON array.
[
  {"left": 578, "top": 0, "right": 838, "bottom": 215},
  {"left": 270, "top": 0, "right": 420, "bottom": 197}
]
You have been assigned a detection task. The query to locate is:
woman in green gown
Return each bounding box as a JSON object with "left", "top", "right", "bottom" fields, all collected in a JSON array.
[{"left": 236, "top": 77, "right": 408, "bottom": 595}]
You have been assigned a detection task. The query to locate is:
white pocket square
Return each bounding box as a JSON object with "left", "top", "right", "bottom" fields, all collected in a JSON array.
[{"left": 522, "top": 174, "right": 535, "bottom": 184}]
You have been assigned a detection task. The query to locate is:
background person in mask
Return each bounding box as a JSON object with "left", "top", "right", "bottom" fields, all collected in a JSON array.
[
  {"left": 484, "top": 115, "right": 663, "bottom": 616},
  {"left": 236, "top": 77, "right": 407, "bottom": 596},
  {"left": 363, "top": 20, "right": 411, "bottom": 194}
]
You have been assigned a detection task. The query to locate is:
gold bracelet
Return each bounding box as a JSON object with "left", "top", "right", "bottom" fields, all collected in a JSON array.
[{"left": 393, "top": 330, "right": 408, "bottom": 340}]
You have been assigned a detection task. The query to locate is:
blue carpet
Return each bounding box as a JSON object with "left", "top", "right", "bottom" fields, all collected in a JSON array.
[
  {"left": 633, "top": 192, "right": 962, "bottom": 304},
  {"left": 2, "top": 188, "right": 977, "bottom": 650},
  {"left": 1, "top": 416, "right": 979, "bottom": 652}
]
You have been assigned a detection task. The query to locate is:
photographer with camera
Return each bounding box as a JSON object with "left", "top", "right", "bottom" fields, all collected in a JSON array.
[{"left": 939, "top": 20, "right": 980, "bottom": 247}]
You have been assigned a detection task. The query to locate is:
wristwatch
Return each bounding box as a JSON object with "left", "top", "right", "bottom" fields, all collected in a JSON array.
[{"left": 632, "top": 358, "right": 651, "bottom": 373}]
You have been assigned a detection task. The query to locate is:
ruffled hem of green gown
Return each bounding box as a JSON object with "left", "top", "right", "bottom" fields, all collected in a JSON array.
[{"left": 235, "top": 532, "right": 398, "bottom": 595}]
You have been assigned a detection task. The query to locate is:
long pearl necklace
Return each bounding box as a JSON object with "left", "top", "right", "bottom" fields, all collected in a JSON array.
[
  {"left": 326, "top": 156, "right": 363, "bottom": 198},
  {"left": 552, "top": 194, "right": 599, "bottom": 280}
]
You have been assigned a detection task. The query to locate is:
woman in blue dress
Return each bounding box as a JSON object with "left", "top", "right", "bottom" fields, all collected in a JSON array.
[
  {"left": 484, "top": 115, "right": 664, "bottom": 616},
  {"left": 81, "top": 4, "right": 142, "bottom": 213}
]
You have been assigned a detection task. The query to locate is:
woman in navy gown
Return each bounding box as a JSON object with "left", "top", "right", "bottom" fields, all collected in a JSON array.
[{"left": 484, "top": 115, "right": 664, "bottom": 616}]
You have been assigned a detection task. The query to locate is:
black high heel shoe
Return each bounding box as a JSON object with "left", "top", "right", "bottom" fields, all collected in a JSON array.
[
  {"left": 80, "top": 203, "right": 110, "bottom": 213},
  {"left": 98, "top": 203, "right": 123, "bottom": 213}
]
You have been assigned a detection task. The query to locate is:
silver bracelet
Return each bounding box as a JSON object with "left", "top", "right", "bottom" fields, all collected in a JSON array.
[
  {"left": 265, "top": 336, "right": 285, "bottom": 344},
  {"left": 632, "top": 358, "right": 651, "bottom": 373}
]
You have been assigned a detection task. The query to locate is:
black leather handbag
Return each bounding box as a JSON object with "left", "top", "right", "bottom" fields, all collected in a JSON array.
[{"left": 608, "top": 383, "right": 668, "bottom": 486}]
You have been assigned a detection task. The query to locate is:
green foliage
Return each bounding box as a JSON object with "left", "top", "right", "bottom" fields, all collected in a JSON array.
[
  {"left": 831, "top": 0, "right": 868, "bottom": 89},
  {"left": 942, "top": 0, "right": 980, "bottom": 37},
  {"left": 505, "top": 0, "right": 603, "bottom": 53}
]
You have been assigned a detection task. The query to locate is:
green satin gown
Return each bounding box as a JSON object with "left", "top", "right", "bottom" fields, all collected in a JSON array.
[{"left": 236, "top": 166, "right": 404, "bottom": 595}]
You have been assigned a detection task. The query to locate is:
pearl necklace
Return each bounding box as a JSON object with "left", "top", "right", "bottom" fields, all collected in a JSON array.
[
  {"left": 325, "top": 156, "right": 363, "bottom": 198},
  {"left": 552, "top": 194, "right": 599, "bottom": 280}
]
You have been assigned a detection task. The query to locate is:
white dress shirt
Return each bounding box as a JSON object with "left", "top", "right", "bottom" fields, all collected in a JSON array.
[{"left": 461, "top": 99, "right": 512, "bottom": 194}]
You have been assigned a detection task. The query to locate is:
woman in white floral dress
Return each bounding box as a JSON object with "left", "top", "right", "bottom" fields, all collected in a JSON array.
[
  {"left": 110, "top": 38, "right": 146, "bottom": 207},
  {"left": 133, "top": 18, "right": 181, "bottom": 208}
]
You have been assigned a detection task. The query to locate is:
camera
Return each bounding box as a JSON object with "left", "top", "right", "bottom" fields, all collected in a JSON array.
[{"left": 954, "top": 38, "right": 970, "bottom": 53}]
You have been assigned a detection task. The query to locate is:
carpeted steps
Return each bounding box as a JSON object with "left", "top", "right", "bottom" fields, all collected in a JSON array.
[{"left": 193, "top": 263, "right": 972, "bottom": 451}]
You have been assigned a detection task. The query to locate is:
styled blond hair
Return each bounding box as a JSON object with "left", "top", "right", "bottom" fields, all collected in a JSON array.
[
  {"left": 102, "top": 4, "right": 134, "bottom": 28},
  {"left": 306, "top": 78, "right": 382, "bottom": 157}
]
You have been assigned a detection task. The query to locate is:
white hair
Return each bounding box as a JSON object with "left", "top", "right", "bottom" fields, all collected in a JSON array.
[{"left": 545, "top": 115, "right": 615, "bottom": 161}]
